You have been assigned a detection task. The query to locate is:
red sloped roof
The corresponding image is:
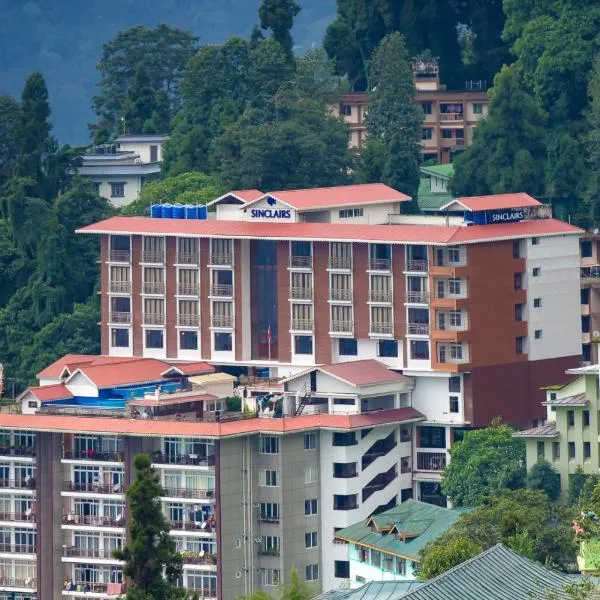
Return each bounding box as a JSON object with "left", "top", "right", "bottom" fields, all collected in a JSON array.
[
  {"left": 78, "top": 215, "right": 581, "bottom": 246},
  {"left": 27, "top": 384, "right": 73, "bottom": 401},
  {"left": 37, "top": 354, "right": 99, "bottom": 379},
  {"left": 230, "top": 189, "right": 264, "bottom": 203},
  {"left": 449, "top": 193, "right": 542, "bottom": 211},
  {"left": 0, "top": 407, "right": 425, "bottom": 437},
  {"left": 72, "top": 358, "right": 175, "bottom": 389},
  {"left": 265, "top": 183, "right": 411, "bottom": 210},
  {"left": 162, "top": 362, "right": 215, "bottom": 376},
  {"left": 320, "top": 360, "right": 408, "bottom": 386}
]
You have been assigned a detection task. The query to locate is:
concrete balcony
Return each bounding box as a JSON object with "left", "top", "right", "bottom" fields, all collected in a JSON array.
[
  {"left": 63, "top": 450, "right": 123, "bottom": 462},
  {"left": 290, "top": 255, "right": 313, "bottom": 268},
  {"left": 0, "top": 543, "right": 36, "bottom": 554},
  {"left": 109, "top": 250, "right": 130, "bottom": 263},
  {"left": 407, "top": 323, "right": 430, "bottom": 336},
  {"left": 330, "top": 288, "right": 352, "bottom": 302},
  {"left": 63, "top": 547, "right": 123, "bottom": 561},
  {"left": 0, "top": 577, "right": 36, "bottom": 590},
  {"left": 291, "top": 318, "right": 314, "bottom": 331},
  {"left": 369, "top": 290, "right": 392, "bottom": 303},
  {"left": 290, "top": 286, "right": 312, "bottom": 300},
  {"left": 369, "top": 258, "right": 391, "bottom": 271},
  {"left": 161, "top": 487, "right": 215, "bottom": 500},
  {"left": 152, "top": 452, "right": 215, "bottom": 467},
  {"left": 405, "top": 259, "right": 428, "bottom": 273},
  {"left": 329, "top": 257, "right": 352, "bottom": 270},
  {"left": 176, "top": 252, "right": 199, "bottom": 265},
  {"left": 143, "top": 281, "right": 165, "bottom": 295},
  {"left": 330, "top": 320, "right": 354, "bottom": 335},
  {"left": 178, "top": 315, "right": 200, "bottom": 327},
  {"left": 0, "top": 511, "right": 35, "bottom": 523},
  {"left": 142, "top": 250, "right": 164, "bottom": 264},
  {"left": 178, "top": 282, "right": 200, "bottom": 296},
  {"left": 62, "top": 514, "right": 124, "bottom": 527},
  {"left": 109, "top": 281, "right": 130, "bottom": 294},
  {"left": 143, "top": 313, "right": 165, "bottom": 326},
  {"left": 210, "top": 253, "right": 233, "bottom": 266},
  {"left": 439, "top": 112, "right": 463, "bottom": 122},
  {"left": 210, "top": 284, "right": 233, "bottom": 297},
  {"left": 370, "top": 323, "right": 393, "bottom": 336},
  {"left": 63, "top": 481, "right": 124, "bottom": 495},
  {"left": 416, "top": 452, "right": 447, "bottom": 471},
  {"left": 109, "top": 312, "right": 131, "bottom": 324},
  {"left": 0, "top": 478, "right": 36, "bottom": 490},
  {"left": 0, "top": 446, "right": 36, "bottom": 458},
  {"left": 210, "top": 315, "right": 233, "bottom": 328},
  {"left": 406, "top": 291, "right": 429, "bottom": 304}
]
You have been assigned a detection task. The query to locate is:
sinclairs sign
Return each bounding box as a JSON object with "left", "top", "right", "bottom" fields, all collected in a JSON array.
[
  {"left": 247, "top": 196, "right": 293, "bottom": 220},
  {"left": 471, "top": 204, "right": 552, "bottom": 225}
]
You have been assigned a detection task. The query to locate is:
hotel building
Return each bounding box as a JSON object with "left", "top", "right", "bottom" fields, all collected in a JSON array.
[{"left": 0, "top": 182, "right": 584, "bottom": 597}]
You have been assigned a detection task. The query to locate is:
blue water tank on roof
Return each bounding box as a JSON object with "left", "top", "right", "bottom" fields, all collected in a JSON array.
[
  {"left": 184, "top": 204, "right": 198, "bottom": 219},
  {"left": 198, "top": 205, "right": 208, "bottom": 220},
  {"left": 150, "top": 204, "right": 162, "bottom": 218},
  {"left": 172, "top": 204, "right": 184, "bottom": 219},
  {"left": 161, "top": 203, "right": 173, "bottom": 218}
]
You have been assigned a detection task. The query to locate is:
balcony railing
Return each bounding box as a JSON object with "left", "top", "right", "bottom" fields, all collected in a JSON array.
[
  {"left": 143, "top": 313, "right": 165, "bottom": 325},
  {"left": 290, "top": 255, "right": 312, "bottom": 268},
  {"left": 0, "top": 478, "right": 36, "bottom": 489},
  {"left": 161, "top": 486, "right": 215, "bottom": 500},
  {"left": 370, "top": 323, "right": 393, "bottom": 335},
  {"left": 110, "top": 311, "right": 131, "bottom": 324},
  {"left": 178, "top": 315, "right": 200, "bottom": 327},
  {"left": 63, "top": 481, "right": 124, "bottom": 494},
  {"left": 64, "top": 546, "right": 122, "bottom": 560},
  {"left": 152, "top": 452, "right": 215, "bottom": 467},
  {"left": 330, "top": 288, "right": 352, "bottom": 301},
  {"left": 258, "top": 549, "right": 281, "bottom": 557},
  {"left": 0, "top": 446, "right": 36, "bottom": 457},
  {"left": 109, "top": 250, "right": 130, "bottom": 263},
  {"left": 143, "top": 281, "right": 165, "bottom": 295},
  {"left": 211, "top": 315, "right": 233, "bottom": 328},
  {"left": 0, "top": 543, "right": 36, "bottom": 554},
  {"left": 62, "top": 514, "right": 125, "bottom": 527},
  {"left": 416, "top": 452, "right": 447, "bottom": 471},
  {"left": 362, "top": 467, "right": 397, "bottom": 502},
  {"left": 370, "top": 290, "right": 392, "bottom": 303},
  {"left": 0, "top": 511, "right": 35, "bottom": 523},
  {"left": 64, "top": 582, "right": 120, "bottom": 594},
  {"left": 438, "top": 346, "right": 469, "bottom": 364},
  {"left": 142, "top": 250, "right": 164, "bottom": 263},
  {"left": 291, "top": 318, "right": 314, "bottom": 331},
  {"left": 109, "top": 281, "right": 131, "bottom": 294},
  {"left": 329, "top": 257, "right": 351, "bottom": 269},
  {"left": 178, "top": 282, "right": 199, "bottom": 296},
  {"left": 0, "top": 578, "right": 36, "bottom": 589},
  {"left": 169, "top": 520, "right": 215, "bottom": 532},
  {"left": 180, "top": 552, "right": 217, "bottom": 565},
  {"left": 259, "top": 515, "right": 280, "bottom": 523},
  {"left": 176, "top": 252, "right": 198, "bottom": 265},
  {"left": 290, "top": 286, "right": 312, "bottom": 300},
  {"left": 439, "top": 112, "right": 463, "bottom": 122},
  {"left": 210, "top": 284, "right": 233, "bottom": 297},
  {"left": 581, "top": 266, "right": 600, "bottom": 279},
  {"left": 406, "top": 259, "right": 428, "bottom": 272},
  {"left": 210, "top": 253, "right": 233, "bottom": 266},
  {"left": 407, "top": 323, "right": 430, "bottom": 335},
  {"left": 406, "top": 291, "right": 429, "bottom": 303},
  {"left": 63, "top": 450, "right": 123, "bottom": 462},
  {"left": 183, "top": 586, "right": 216, "bottom": 597},
  {"left": 369, "top": 258, "right": 391, "bottom": 271},
  {"left": 331, "top": 320, "right": 353, "bottom": 333}
]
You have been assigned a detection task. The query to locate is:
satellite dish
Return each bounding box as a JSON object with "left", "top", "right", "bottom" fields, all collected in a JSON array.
[{"left": 593, "top": 331, "right": 600, "bottom": 338}]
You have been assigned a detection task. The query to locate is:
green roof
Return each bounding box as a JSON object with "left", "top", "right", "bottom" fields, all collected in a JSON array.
[
  {"left": 334, "top": 500, "right": 464, "bottom": 561},
  {"left": 420, "top": 164, "right": 454, "bottom": 179},
  {"left": 417, "top": 177, "right": 455, "bottom": 211},
  {"left": 313, "top": 581, "right": 423, "bottom": 600}
]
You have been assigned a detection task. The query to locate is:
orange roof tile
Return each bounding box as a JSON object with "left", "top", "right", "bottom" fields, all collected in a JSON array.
[
  {"left": 230, "top": 189, "right": 264, "bottom": 203},
  {"left": 320, "top": 360, "right": 408, "bottom": 386},
  {"left": 162, "top": 362, "right": 215, "bottom": 376},
  {"left": 447, "top": 193, "right": 542, "bottom": 212},
  {"left": 26, "top": 385, "right": 73, "bottom": 401},
  {"left": 0, "top": 408, "right": 424, "bottom": 438},
  {"left": 37, "top": 354, "right": 99, "bottom": 379},
  {"left": 72, "top": 358, "right": 176, "bottom": 389},
  {"left": 258, "top": 183, "right": 411, "bottom": 210},
  {"left": 78, "top": 216, "right": 581, "bottom": 246}
]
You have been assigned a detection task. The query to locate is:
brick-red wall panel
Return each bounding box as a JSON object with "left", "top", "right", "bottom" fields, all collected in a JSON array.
[
  {"left": 234, "top": 240, "right": 243, "bottom": 361},
  {"left": 313, "top": 242, "right": 331, "bottom": 364},
  {"left": 353, "top": 244, "right": 369, "bottom": 339},
  {"left": 392, "top": 245, "right": 406, "bottom": 340},
  {"left": 100, "top": 236, "right": 109, "bottom": 355},
  {"left": 131, "top": 236, "right": 143, "bottom": 356},
  {"left": 200, "top": 239, "right": 211, "bottom": 360},
  {"left": 277, "top": 242, "right": 291, "bottom": 363},
  {"left": 165, "top": 237, "right": 177, "bottom": 358}
]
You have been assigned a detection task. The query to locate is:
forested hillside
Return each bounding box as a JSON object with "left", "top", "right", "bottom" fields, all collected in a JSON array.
[{"left": 0, "top": 0, "right": 335, "bottom": 143}]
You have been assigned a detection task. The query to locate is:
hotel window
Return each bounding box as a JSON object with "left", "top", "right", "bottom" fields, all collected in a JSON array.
[
  {"left": 585, "top": 442, "right": 591, "bottom": 459},
  {"left": 473, "top": 103, "right": 483, "bottom": 114},
  {"left": 441, "top": 129, "right": 453, "bottom": 139},
  {"left": 110, "top": 182, "right": 125, "bottom": 198},
  {"left": 568, "top": 410, "right": 575, "bottom": 427},
  {"left": 330, "top": 242, "right": 352, "bottom": 269},
  {"left": 291, "top": 271, "right": 312, "bottom": 297},
  {"left": 334, "top": 494, "right": 358, "bottom": 510},
  {"left": 339, "top": 338, "right": 357, "bottom": 356},
  {"left": 210, "top": 238, "right": 233, "bottom": 263},
  {"left": 143, "top": 236, "right": 164, "bottom": 262},
  {"left": 515, "top": 336, "right": 525, "bottom": 354},
  {"left": 449, "top": 311, "right": 462, "bottom": 327},
  {"left": 261, "top": 536, "right": 280, "bottom": 554},
  {"left": 259, "top": 469, "right": 278, "bottom": 487},
  {"left": 410, "top": 340, "right": 429, "bottom": 360},
  {"left": 332, "top": 305, "right": 353, "bottom": 331},
  {"left": 514, "top": 273, "right": 523, "bottom": 290},
  {"left": 449, "top": 396, "right": 459, "bottom": 413},
  {"left": 449, "top": 376, "right": 461, "bottom": 393},
  {"left": 294, "top": 335, "right": 313, "bottom": 355},
  {"left": 531, "top": 237, "right": 539, "bottom": 246},
  {"left": 584, "top": 410, "right": 590, "bottom": 427},
  {"left": 422, "top": 102, "right": 432, "bottom": 115},
  {"left": 145, "top": 329, "right": 164, "bottom": 349},
  {"left": 178, "top": 300, "right": 199, "bottom": 326},
  {"left": 512, "top": 241, "right": 521, "bottom": 258},
  {"left": 143, "top": 267, "right": 164, "bottom": 294},
  {"left": 533, "top": 267, "right": 541, "bottom": 277},
  {"left": 179, "top": 330, "right": 198, "bottom": 350},
  {"left": 534, "top": 298, "right": 542, "bottom": 308},
  {"left": 371, "top": 274, "right": 392, "bottom": 302},
  {"left": 422, "top": 128, "right": 433, "bottom": 140},
  {"left": 335, "top": 561, "right": 350, "bottom": 578},
  {"left": 581, "top": 240, "right": 593, "bottom": 257},
  {"left": 179, "top": 268, "right": 199, "bottom": 294},
  {"left": 110, "top": 266, "right": 130, "bottom": 291},
  {"left": 448, "top": 279, "right": 462, "bottom": 295},
  {"left": 214, "top": 332, "right": 232, "bottom": 351},
  {"left": 339, "top": 208, "right": 363, "bottom": 218},
  {"left": 292, "top": 303, "right": 313, "bottom": 329},
  {"left": 259, "top": 436, "right": 279, "bottom": 454},
  {"left": 305, "top": 531, "right": 318, "bottom": 548},
  {"left": 212, "top": 300, "right": 233, "bottom": 327},
  {"left": 378, "top": 339, "right": 398, "bottom": 357},
  {"left": 305, "top": 464, "right": 318, "bottom": 484},
  {"left": 371, "top": 306, "right": 393, "bottom": 334},
  {"left": 341, "top": 104, "right": 352, "bottom": 116},
  {"left": 144, "top": 298, "right": 164, "bottom": 322},
  {"left": 150, "top": 144, "right": 158, "bottom": 162},
  {"left": 260, "top": 502, "right": 280, "bottom": 521},
  {"left": 304, "top": 432, "right": 317, "bottom": 450},
  {"left": 305, "top": 499, "right": 318, "bottom": 515},
  {"left": 177, "top": 237, "right": 198, "bottom": 262},
  {"left": 111, "top": 293, "right": 131, "bottom": 314},
  {"left": 534, "top": 329, "right": 542, "bottom": 339},
  {"left": 306, "top": 564, "right": 319, "bottom": 581},
  {"left": 447, "top": 246, "right": 460, "bottom": 263},
  {"left": 331, "top": 273, "right": 352, "bottom": 300},
  {"left": 537, "top": 441, "right": 545, "bottom": 458},
  {"left": 569, "top": 442, "right": 576, "bottom": 459},
  {"left": 111, "top": 328, "right": 129, "bottom": 348},
  {"left": 261, "top": 568, "right": 281, "bottom": 586},
  {"left": 553, "top": 442, "right": 560, "bottom": 459}
]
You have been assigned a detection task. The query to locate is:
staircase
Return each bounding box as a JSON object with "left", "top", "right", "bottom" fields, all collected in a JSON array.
[{"left": 295, "top": 384, "right": 311, "bottom": 416}]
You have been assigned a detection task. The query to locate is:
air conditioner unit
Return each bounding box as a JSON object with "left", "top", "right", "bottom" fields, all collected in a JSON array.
[{"left": 254, "top": 537, "right": 262, "bottom": 543}]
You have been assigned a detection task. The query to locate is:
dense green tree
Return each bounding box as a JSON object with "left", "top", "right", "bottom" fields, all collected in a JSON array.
[
  {"left": 420, "top": 490, "right": 577, "bottom": 575},
  {"left": 238, "top": 568, "right": 314, "bottom": 600},
  {"left": 441, "top": 424, "right": 526, "bottom": 507},
  {"left": 324, "top": 0, "right": 463, "bottom": 90},
  {"left": 360, "top": 33, "right": 422, "bottom": 203},
  {"left": 115, "top": 454, "right": 185, "bottom": 599},
  {"left": 417, "top": 536, "right": 482, "bottom": 579},
  {"left": 122, "top": 66, "right": 164, "bottom": 135},
  {"left": 451, "top": 65, "right": 547, "bottom": 197},
  {"left": 121, "top": 172, "right": 224, "bottom": 216},
  {"left": 258, "top": 0, "right": 301, "bottom": 58},
  {"left": 0, "top": 96, "right": 21, "bottom": 187},
  {"left": 585, "top": 56, "right": 600, "bottom": 227},
  {"left": 0, "top": 220, "right": 27, "bottom": 307},
  {"left": 526, "top": 459, "right": 561, "bottom": 502},
  {"left": 569, "top": 466, "right": 598, "bottom": 506},
  {"left": 91, "top": 24, "right": 198, "bottom": 141}
]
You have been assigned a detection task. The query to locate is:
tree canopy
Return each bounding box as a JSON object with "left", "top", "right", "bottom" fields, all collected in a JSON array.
[
  {"left": 526, "top": 459, "right": 562, "bottom": 502},
  {"left": 441, "top": 424, "right": 526, "bottom": 507}
]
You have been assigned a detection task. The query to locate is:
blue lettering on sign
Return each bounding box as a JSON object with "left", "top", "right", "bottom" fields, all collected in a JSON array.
[
  {"left": 472, "top": 208, "right": 525, "bottom": 225},
  {"left": 250, "top": 208, "right": 292, "bottom": 219}
]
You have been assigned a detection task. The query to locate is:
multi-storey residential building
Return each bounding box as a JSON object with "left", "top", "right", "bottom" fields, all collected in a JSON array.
[
  {"left": 329, "top": 60, "right": 488, "bottom": 163},
  {"left": 579, "top": 234, "right": 600, "bottom": 364}
]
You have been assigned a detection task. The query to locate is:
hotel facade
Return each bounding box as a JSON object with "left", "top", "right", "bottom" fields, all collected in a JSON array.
[{"left": 0, "top": 182, "right": 584, "bottom": 597}]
